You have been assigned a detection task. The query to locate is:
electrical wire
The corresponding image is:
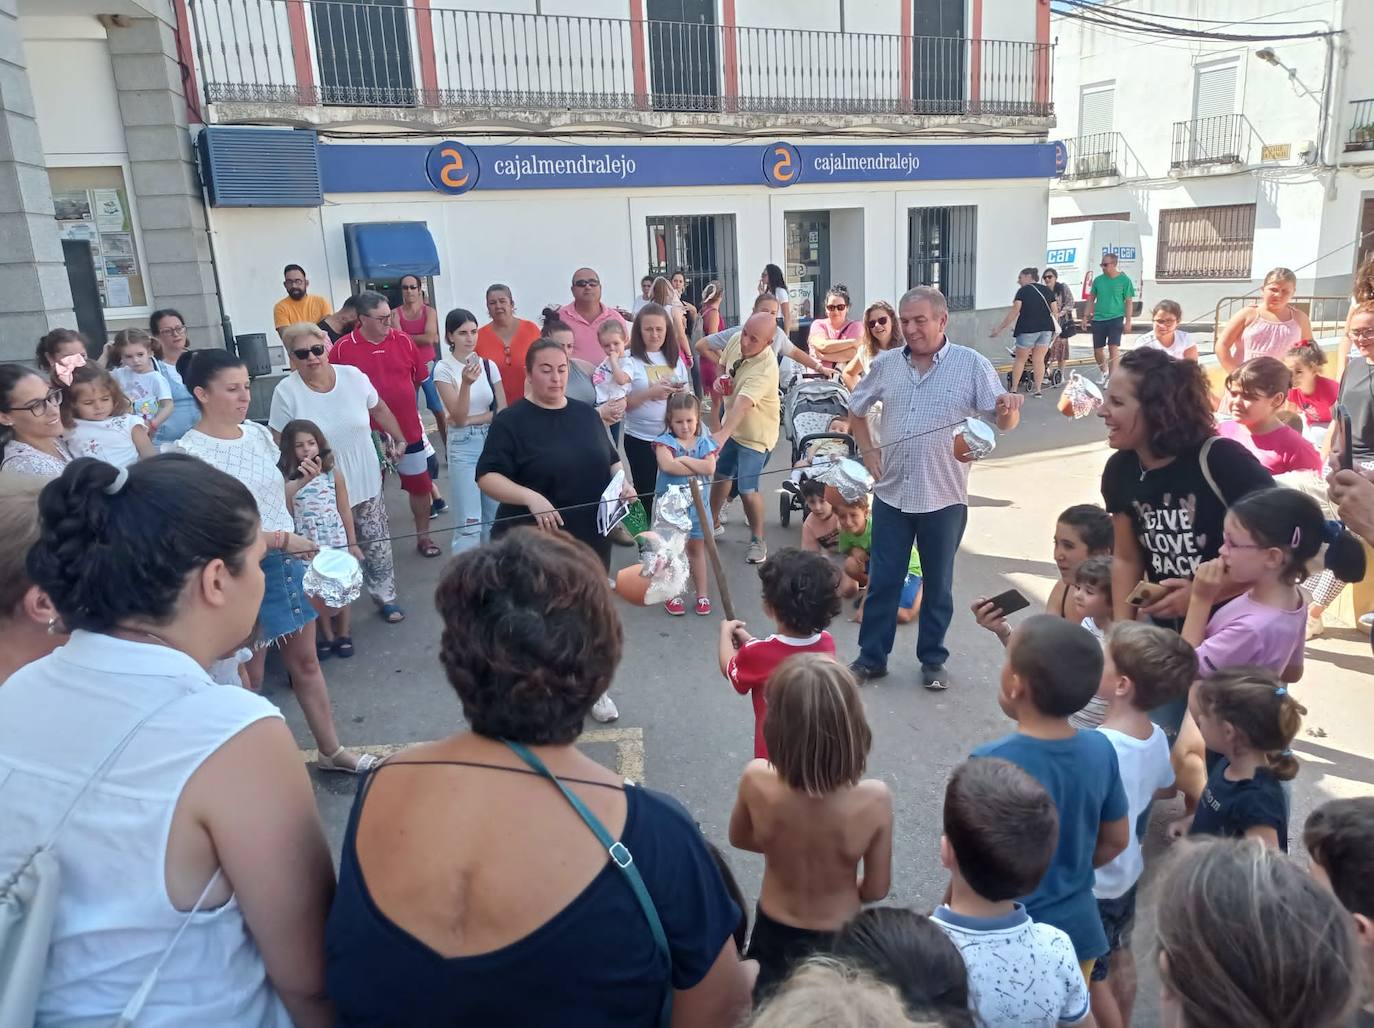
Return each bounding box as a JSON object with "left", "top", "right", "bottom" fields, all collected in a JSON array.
[
  {"left": 1054, "top": 1, "right": 1338, "bottom": 43},
  {"left": 1053, "top": 0, "right": 1333, "bottom": 29}
]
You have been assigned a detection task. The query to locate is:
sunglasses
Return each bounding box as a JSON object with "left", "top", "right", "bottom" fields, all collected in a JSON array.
[
  {"left": 5, "top": 387, "right": 64, "bottom": 416},
  {"left": 826, "top": 303, "right": 847, "bottom": 311},
  {"left": 400, "top": 284, "right": 420, "bottom": 291},
  {"left": 573, "top": 278, "right": 600, "bottom": 288},
  {"left": 292, "top": 344, "right": 327, "bottom": 360},
  {"left": 866, "top": 316, "right": 890, "bottom": 329}
]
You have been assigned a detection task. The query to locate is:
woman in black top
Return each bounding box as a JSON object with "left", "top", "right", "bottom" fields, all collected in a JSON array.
[
  {"left": 478, "top": 337, "right": 634, "bottom": 571},
  {"left": 324, "top": 532, "right": 753, "bottom": 1026},
  {"left": 989, "top": 267, "right": 1059, "bottom": 398},
  {"left": 1099, "top": 348, "right": 1274, "bottom": 628}
]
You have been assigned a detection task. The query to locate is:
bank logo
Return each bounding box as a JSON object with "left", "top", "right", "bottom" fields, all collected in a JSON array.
[
  {"left": 426, "top": 141, "right": 479, "bottom": 195},
  {"left": 764, "top": 142, "right": 801, "bottom": 188}
]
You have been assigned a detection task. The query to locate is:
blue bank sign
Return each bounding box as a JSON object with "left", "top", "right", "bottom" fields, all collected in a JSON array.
[{"left": 320, "top": 139, "right": 1061, "bottom": 195}]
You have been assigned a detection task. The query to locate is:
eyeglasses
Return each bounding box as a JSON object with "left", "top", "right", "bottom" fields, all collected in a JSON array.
[
  {"left": 362, "top": 313, "right": 390, "bottom": 322},
  {"left": 1350, "top": 328, "right": 1374, "bottom": 341},
  {"left": 157, "top": 324, "right": 186, "bottom": 337},
  {"left": 1221, "top": 535, "right": 1270, "bottom": 551},
  {"left": 400, "top": 284, "right": 420, "bottom": 291},
  {"left": 291, "top": 344, "right": 327, "bottom": 360},
  {"left": 826, "top": 303, "right": 847, "bottom": 312},
  {"left": 573, "top": 278, "right": 600, "bottom": 288},
  {"left": 4, "top": 388, "right": 64, "bottom": 416},
  {"left": 867, "top": 316, "right": 890, "bottom": 329}
]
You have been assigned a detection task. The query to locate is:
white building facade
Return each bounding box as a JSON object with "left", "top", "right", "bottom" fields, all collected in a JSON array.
[
  {"left": 1, "top": 0, "right": 1059, "bottom": 363},
  {"left": 1049, "top": 0, "right": 1374, "bottom": 328}
]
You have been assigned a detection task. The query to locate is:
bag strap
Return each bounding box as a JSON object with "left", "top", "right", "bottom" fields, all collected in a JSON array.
[
  {"left": 503, "top": 740, "right": 673, "bottom": 1028},
  {"left": 1034, "top": 284, "right": 1056, "bottom": 321},
  {"left": 1198, "top": 436, "right": 1226, "bottom": 506},
  {"left": 114, "top": 869, "right": 222, "bottom": 1027},
  {"left": 481, "top": 358, "right": 497, "bottom": 413}
]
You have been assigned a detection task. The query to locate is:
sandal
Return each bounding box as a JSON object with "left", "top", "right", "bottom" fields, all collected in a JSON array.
[
  {"left": 333, "top": 635, "right": 354, "bottom": 658},
  {"left": 316, "top": 636, "right": 334, "bottom": 660},
  {"left": 417, "top": 538, "right": 442, "bottom": 559},
  {"left": 379, "top": 602, "right": 406, "bottom": 623},
  {"left": 316, "top": 747, "right": 381, "bottom": 775}
]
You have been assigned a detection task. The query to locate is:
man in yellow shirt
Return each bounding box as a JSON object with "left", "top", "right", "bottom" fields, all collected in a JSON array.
[
  {"left": 272, "top": 264, "right": 332, "bottom": 339},
  {"left": 710, "top": 311, "right": 780, "bottom": 564}
]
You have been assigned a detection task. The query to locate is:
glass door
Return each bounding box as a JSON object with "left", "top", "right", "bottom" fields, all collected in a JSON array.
[{"left": 784, "top": 211, "right": 831, "bottom": 322}]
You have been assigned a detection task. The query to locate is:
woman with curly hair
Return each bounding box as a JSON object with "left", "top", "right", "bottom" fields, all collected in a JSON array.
[
  {"left": 1098, "top": 348, "right": 1273, "bottom": 635},
  {"left": 325, "top": 530, "right": 754, "bottom": 1027}
]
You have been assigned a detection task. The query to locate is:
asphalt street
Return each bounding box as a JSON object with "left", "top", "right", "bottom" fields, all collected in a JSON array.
[{"left": 267, "top": 387, "right": 1374, "bottom": 1025}]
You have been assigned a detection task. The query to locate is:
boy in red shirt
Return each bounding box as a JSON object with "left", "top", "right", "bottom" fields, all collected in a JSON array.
[{"left": 718, "top": 547, "right": 843, "bottom": 759}]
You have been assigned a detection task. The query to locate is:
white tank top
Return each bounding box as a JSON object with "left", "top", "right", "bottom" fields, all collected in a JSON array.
[{"left": 0, "top": 631, "right": 291, "bottom": 1027}]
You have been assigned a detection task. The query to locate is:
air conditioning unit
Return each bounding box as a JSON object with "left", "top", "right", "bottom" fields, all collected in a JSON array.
[{"left": 1074, "top": 152, "right": 1116, "bottom": 178}]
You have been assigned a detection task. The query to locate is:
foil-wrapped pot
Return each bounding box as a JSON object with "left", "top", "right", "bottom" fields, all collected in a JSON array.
[
  {"left": 654, "top": 484, "right": 694, "bottom": 535},
  {"left": 953, "top": 418, "right": 996, "bottom": 463},
  {"left": 302, "top": 548, "right": 363, "bottom": 608},
  {"left": 812, "top": 458, "right": 874, "bottom": 505},
  {"left": 1058, "top": 372, "right": 1103, "bottom": 419}
]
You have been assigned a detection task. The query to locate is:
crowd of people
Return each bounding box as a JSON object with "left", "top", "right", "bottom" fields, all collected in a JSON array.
[{"left": 1, "top": 256, "right": 1374, "bottom": 1028}]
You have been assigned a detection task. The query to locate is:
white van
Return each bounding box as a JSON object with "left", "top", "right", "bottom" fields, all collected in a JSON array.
[{"left": 1044, "top": 221, "right": 1144, "bottom": 318}]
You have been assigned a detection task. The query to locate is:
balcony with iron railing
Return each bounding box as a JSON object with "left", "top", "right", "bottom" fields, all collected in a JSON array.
[
  {"left": 1345, "top": 99, "right": 1374, "bottom": 153},
  {"left": 1170, "top": 113, "right": 1257, "bottom": 171},
  {"left": 1057, "top": 132, "right": 1149, "bottom": 182},
  {"left": 186, "top": 0, "right": 1054, "bottom": 130}
]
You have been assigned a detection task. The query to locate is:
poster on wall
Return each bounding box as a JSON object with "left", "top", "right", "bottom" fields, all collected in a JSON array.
[
  {"left": 104, "top": 256, "right": 137, "bottom": 278},
  {"left": 102, "top": 232, "right": 134, "bottom": 257},
  {"left": 790, "top": 282, "right": 815, "bottom": 321},
  {"left": 105, "top": 276, "right": 133, "bottom": 308},
  {"left": 52, "top": 192, "right": 91, "bottom": 221},
  {"left": 58, "top": 220, "right": 98, "bottom": 248},
  {"left": 92, "top": 189, "right": 126, "bottom": 231}
]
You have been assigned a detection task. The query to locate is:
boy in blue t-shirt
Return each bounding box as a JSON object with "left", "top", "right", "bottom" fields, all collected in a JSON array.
[{"left": 972, "top": 614, "right": 1130, "bottom": 979}]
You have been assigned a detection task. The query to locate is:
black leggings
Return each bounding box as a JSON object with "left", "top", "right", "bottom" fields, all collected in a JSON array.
[{"left": 623, "top": 434, "right": 660, "bottom": 522}]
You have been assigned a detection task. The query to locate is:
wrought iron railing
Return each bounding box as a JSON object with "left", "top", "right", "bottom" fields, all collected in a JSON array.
[
  {"left": 1171, "top": 113, "right": 1253, "bottom": 169},
  {"left": 1059, "top": 132, "right": 1128, "bottom": 179},
  {"left": 1346, "top": 99, "right": 1374, "bottom": 152},
  {"left": 186, "top": 0, "right": 1054, "bottom": 117}
]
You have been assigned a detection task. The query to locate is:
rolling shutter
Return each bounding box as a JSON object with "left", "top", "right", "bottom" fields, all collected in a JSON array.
[
  {"left": 1079, "top": 84, "right": 1115, "bottom": 137},
  {"left": 197, "top": 127, "right": 322, "bottom": 208},
  {"left": 1193, "top": 62, "right": 1237, "bottom": 122}
]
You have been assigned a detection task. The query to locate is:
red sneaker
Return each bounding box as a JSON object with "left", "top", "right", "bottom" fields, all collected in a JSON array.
[
  {"left": 695, "top": 596, "right": 712, "bottom": 616},
  {"left": 664, "top": 597, "right": 686, "bottom": 616}
]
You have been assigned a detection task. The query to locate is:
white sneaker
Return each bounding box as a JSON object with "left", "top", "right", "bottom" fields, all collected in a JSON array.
[
  {"left": 718, "top": 508, "right": 729, "bottom": 526},
  {"left": 591, "top": 694, "right": 619, "bottom": 723},
  {"left": 713, "top": 521, "right": 725, "bottom": 538}
]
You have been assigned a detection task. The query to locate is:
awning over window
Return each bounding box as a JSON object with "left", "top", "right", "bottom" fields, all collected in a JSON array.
[{"left": 343, "top": 222, "right": 440, "bottom": 280}]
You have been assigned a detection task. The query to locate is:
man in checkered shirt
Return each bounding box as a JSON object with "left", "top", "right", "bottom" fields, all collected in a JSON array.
[{"left": 847, "top": 286, "right": 1023, "bottom": 691}]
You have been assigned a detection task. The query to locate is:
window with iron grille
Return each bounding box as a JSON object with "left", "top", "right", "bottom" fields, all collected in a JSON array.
[
  {"left": 908, "top": 205, "right": 977, "bottom": 310},
  {"left": 1156, "top": 203, "right": 1256, "bottom": 280},
  {"left": 646, "top": 214, "right": 739, "bottom": 325}
]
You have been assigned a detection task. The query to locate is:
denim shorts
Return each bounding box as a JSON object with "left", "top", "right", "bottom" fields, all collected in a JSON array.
[
  {"left": 715, "top": 438, "right": 768, "bottom": 494},
  {"left": 1091, "top": 884, "right": 1139, "bottom": 981},
  {"left": 258, "top": 549, "right": 318, "bottom": 645},
  {"left": 900, "top": 572, "right": 923, "bottom": 609},
  {"left": 418, "top": 360, "right": 443, "bottom": 415},
  {"left": 1014, "top": 330, "right": 1053, "bottom": 349}
]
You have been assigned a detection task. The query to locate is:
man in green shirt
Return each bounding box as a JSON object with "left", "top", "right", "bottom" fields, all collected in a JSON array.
[{"left": 1083, "top": 252, "right": 1135, "bottom": 384}]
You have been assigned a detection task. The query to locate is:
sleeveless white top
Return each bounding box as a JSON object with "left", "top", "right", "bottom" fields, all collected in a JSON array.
[{"left": 0, "top": 631, "right": 291, "bottom": 1026}]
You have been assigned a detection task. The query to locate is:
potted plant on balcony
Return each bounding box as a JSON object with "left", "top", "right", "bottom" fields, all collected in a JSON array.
[{"left": 1355, "top": 123, "right": 1374, "bottom": 145}]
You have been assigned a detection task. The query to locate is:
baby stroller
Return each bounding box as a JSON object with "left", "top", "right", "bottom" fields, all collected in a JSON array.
[
  {"left": 1005, "top": 346, "right": 1065, "bottom": 393},
  {"left": 779, "top": 374, "right": 857, "bottom": 527}
]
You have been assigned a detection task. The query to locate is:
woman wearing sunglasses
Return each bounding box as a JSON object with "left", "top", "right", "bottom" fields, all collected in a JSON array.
[
  {"left": 842, "top": 300, "right": 899, "bottom": 390},
  {"left": 807, "top": 285, "right": 863, "bottom": 369},
  {"left": 268, "top": 323, "right": 411, "bottom": 623},
  {"left": 1042, "top": 268, "right": 1075, "bottom": 386},
  {"left": 0, "top": 364, "right": 73, "bottom": 476}
]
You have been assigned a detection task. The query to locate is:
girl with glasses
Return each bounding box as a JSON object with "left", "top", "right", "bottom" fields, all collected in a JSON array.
[{"left": 0, "top": 363, "right": 73, "bottom": 476}]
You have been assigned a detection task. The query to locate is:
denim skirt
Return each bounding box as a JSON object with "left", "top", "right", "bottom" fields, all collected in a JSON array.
[{"left": 258, "top": 550, "right": 318, "bottom": 645}]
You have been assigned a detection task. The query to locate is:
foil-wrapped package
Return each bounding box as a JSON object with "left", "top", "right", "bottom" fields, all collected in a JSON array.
[
  {"left": 302, "top": 548, "right": 363, "bottom": 608},
  {"left": 953, "top": 418, "right": 996, "bottom": 462},
  {"left": 812, "top": 458, "right": 874, "bottom": 505},
  {"left": 655, "top": 484, "right": 694, "bottom": 535},
  {"left": 1058, "top": 373, "right": 1104, "bottom": 419},
  {"left": 614, "top": 529, "right": 690, "bottom": 606}
]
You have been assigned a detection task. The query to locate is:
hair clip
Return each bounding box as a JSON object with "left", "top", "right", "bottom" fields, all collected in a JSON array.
[
  {"left": 53, "top": 352, "right": 86, "bottom": 386},
  {"left": 1280, "top": 748, "right": 1294, "bottom": 757},
  {"left": 1295, "top": 339, "right": 1312, "bottom": 348},
  {"left": 104, "top": 466, "right": 130, "bottom": 495},
  {"left": 1274, "top": 686, "right": 1287, "bottom": 697},
  {"left": 1290, "top": 526, "right": 1301, "bottom": 549}
]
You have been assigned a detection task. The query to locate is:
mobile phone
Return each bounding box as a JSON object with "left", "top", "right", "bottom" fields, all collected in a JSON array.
[
  {"left": 1126, "top": 580, "right": 1169, "bottom": 607},
  {"left": 1334, "top": 403, "right": 1354, "bottom": 472},
  {"left": 986, "top": 588, "right": 1031, "bottom": 618}
]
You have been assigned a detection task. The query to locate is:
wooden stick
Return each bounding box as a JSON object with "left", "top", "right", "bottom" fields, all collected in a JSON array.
[{"left": 689, "top": 477, "right": 735, "bottom": 621}]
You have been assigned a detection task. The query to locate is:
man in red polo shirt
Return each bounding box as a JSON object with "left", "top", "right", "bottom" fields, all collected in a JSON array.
[
  {"left": 558, "top": 266, "right": 628, "bottom": 365},
  {"left": 331, "top": 290, "right": 442, "bottom": 558}
]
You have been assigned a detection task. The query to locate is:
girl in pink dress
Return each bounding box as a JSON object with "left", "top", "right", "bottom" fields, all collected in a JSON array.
[
  {"left": 1217, "top": 357, "right": 1322, "bottom": 475},
  {"left": 1216, "top": 267, "right": 1312, "bottom": 372}
]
